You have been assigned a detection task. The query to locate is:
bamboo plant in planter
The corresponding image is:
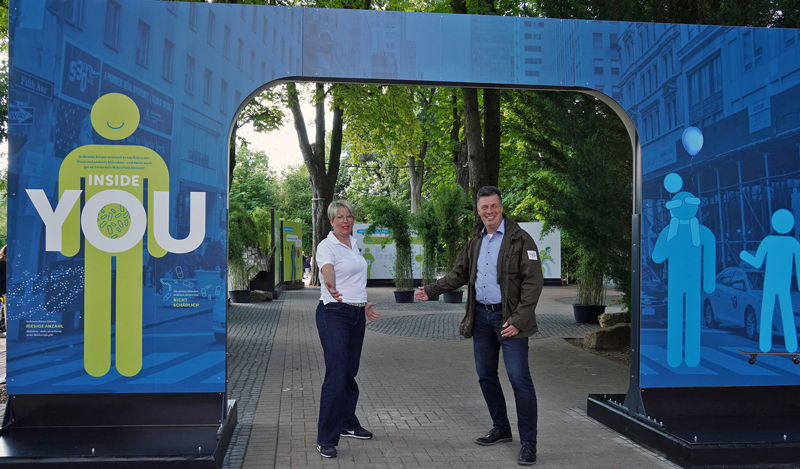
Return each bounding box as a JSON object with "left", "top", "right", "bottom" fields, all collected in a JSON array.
[
  {"left": 228, "top": 203, "right": 258, "bottom": 303},
  {"left": 573, "top": 249, "right": 607, "bottom": 323},
  {"left": 411, "top": 199, "right": 440, "bottom": 301},
  {"left": 365, "top": 197, "right": 415, "bottom": 303},
  {"left": 433, "top": 185, "right": 469, "bottom": 303}
]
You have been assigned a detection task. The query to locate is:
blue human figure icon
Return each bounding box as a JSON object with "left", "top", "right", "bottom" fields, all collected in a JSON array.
[
  {"left": 652, "top": 173, "right": 716, "bottom": 368},
  {"left": 739, "top": 209, "right": 800, "bottom": 353}
]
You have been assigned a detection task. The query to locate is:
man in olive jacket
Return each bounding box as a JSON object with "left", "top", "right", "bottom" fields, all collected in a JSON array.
[{"left": 415, "top": 186, "right": 543, "bottom": 466}]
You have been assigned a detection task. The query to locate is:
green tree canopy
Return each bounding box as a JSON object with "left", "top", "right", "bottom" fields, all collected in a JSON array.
[
  {"left": 504, "top": 90, "right": 632, "bottom": 304},
  {"left": 230, "top": 146, "right": 277, "bottom": 213}
]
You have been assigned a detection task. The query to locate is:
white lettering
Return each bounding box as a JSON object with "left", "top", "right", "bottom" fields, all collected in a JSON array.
[
  {"left": 26, "top": 189, "right": 82, "bottom": 251},
  {"left": 31, "top": 189, "right": 207, "bottom": 255},
  {"left": 153, "top": 191, "right": 206, "bottom": 253},
  {"left": 86, "top": 174, "right": 141, "bottom": 187}
]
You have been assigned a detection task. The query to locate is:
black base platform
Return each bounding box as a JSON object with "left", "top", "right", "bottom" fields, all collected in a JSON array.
[
  {"left": 588, "top": 388, "right": 800, "bottom": 468},
  {"left": 0, "top": 395, "right": 237, "bottom": 468},
  {"left": 282, "top": 280, "right": 305, "bottom": 291}
]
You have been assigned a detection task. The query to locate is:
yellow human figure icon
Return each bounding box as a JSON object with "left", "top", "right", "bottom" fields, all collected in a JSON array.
[{"left": 59, "top": 93, "right": 169, "bottom": 377}]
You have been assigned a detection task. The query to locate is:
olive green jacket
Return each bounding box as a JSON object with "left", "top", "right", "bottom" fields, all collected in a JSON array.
[{"left": 425, "top": 217, "right": 543, "bottom": 338}]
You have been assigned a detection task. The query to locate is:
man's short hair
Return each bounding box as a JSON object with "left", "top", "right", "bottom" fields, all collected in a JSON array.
[
  {"left": 476, "top": 186, "right": 502, "bottom": 205},
  {"left": 327, "top": 200, "right": 355, "bottom": 221}
]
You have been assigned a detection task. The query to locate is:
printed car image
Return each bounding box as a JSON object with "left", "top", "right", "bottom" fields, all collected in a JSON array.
[
  {"left": 702, "top": 267, "right": 800, "bottom": 341},
  {"left": 640, "top": 264, "right": 668, "bottom": 325}
]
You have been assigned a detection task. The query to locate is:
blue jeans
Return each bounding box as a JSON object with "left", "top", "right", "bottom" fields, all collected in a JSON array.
[
  {"left": 472, "top": 304, "right": 538, "bottom": 445},
  {"left": 316, "top": 301, "right": 366, "bottom": 446}
]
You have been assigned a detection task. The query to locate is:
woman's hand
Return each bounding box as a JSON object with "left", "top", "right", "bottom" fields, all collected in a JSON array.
[
  {"left": 365, "top": 302, "right": 379, "bottom": 321},
  {"left": 325, "top": 281, "right": 342, "bottom": 302}
]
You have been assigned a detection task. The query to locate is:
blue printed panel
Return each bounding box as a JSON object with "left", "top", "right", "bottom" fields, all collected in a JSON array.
[
  {"left": 634, "top": 25, "right": 800, "bottom": 387},
  {"left": 301, "top": 8, "right": 579, "bottom": 87},
  {"left": 5, "top": 0, "right": 281, "bottom": 394}
]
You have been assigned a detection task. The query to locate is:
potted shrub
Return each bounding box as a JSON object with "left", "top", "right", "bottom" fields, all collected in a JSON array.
[
  {"left": 228, "top": 203, "right": 258, "bottom": 303},
  {"left": 573, "top": 249, "right": 607, "bottom": 323},
  {"left": 433, "top": 185, "right": 469, "bottom": 303},
  {"left": 411, "top": 199, "right": 439, "bottom": 301},
  {"left": 365, "top": 197, "right": 414, "bottom": 303}
]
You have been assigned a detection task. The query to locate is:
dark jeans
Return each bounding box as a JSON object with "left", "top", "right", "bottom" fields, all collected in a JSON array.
[
  {"left": 472, "top": 304, "right": 538, "bottom": 445},
  {"left": 316, "top": 301, "right": 366, "bottom": 446}
]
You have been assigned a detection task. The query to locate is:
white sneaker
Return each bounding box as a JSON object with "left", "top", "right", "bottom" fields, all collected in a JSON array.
[{"left": 340, "top": 427, "right": 373, "bottom": 439}]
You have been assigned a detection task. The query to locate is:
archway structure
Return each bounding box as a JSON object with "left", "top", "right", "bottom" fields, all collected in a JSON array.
[{"left": 4, "top": 1, "right": 800, "bottom": 466}]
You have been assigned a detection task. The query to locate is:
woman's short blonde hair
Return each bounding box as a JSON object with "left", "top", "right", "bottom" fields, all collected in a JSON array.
[{"left": 327, "top": 200, "right": 355, "bottom": 221}]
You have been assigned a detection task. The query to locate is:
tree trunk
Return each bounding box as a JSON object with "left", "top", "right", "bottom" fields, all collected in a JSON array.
[
  {"left": 455, "top": 140, "right": 469, "bottom": 196},
  {"left": 408, "top": 87, "right": 435, "bottom": 214},
  {"left": 228, "top": 125, "right": 238, "bottom": 187},
  {"left": 462, "top": 87, "right": 501, "bottom": 229},
  {"left": 482, "top": 88, "right": 501, "bottom": 188},
  {"left": 287, "top": 83, "right": 342, "bottom": 286},
  {"left": 450, "top": 91, "right": 469, "bottom": 197},
  {"left": 462, "top": 87, "right": 484, "bottom": 225},
  {"left": 409, "top": 140, "right": 426, "bottom": 213}
]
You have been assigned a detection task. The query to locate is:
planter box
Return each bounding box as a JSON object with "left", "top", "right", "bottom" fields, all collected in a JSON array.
[
  {"left": 229, "top": 290, "right": 251, "bottom": 303},
  {"left": 443, "top": 291, "right": 464, "bottom": 303},
  {"left": 573, "top": 304, "right": 606, "bottom": 324},
  {"left": 394, "top": 291, "right": 414, "bottom": 303}
]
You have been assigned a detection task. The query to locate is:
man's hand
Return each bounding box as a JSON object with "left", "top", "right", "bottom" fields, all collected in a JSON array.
[
  {"left": 414, "top": 286, "right": 429, "bottom": 301},
  {"left": 325, "top": 281, "right": 342, "bottom": 302},
  {"left": 501, "top": 322, "right": 520, "bottom": 338},
  {"left": 365, "top": 303, "right": 379, "bottom": 321}
]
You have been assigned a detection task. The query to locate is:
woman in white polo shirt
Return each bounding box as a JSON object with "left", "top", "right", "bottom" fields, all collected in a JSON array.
[{"left": 314, "top": 200, "right": 379, "bottom": 459}]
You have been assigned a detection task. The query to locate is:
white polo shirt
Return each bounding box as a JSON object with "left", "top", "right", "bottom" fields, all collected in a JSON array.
[{"left": 316, "top": 231, "right": 368, "bottom": 304}]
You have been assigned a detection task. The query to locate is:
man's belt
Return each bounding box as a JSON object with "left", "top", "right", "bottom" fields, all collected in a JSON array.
[
  {"left": 477, "top": 301, "right": 502, "bottom": 311},
  {"left": 344, "top": 302, "right": 367, "bottom": 308}
]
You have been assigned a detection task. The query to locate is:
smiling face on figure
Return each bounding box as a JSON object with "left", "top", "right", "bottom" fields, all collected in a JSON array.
[
  {"left": 478, "top": 194, "right": 504, "bottom": 234},
  {"left": 91, "top": 93, "right": 140, "bottom": 140}
]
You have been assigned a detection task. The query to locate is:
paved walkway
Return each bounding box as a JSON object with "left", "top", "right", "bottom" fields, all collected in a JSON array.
[{"left": 222, "top": 285, "right": 678, "bottom": 469}]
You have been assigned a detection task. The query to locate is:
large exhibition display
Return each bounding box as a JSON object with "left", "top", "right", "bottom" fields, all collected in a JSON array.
[
  {"left": 3, "top": 0, "right": 800, "bottom": 467},
  {"left": 352, "top": 223, "right": 561, "bottom": 281},
  {"left": 281, "top": 219, "right": 304, "bottom": 288}
]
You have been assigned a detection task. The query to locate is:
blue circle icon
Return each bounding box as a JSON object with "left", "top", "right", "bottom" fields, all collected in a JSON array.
[
  {"left": 664, "top": 173, "right": 683, "bottom": 193},
  {"left": 772, "top": 209, "right": 794, "bottom": 235}
]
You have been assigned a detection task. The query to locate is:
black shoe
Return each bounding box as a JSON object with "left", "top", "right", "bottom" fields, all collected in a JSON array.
[
  {"left": 475, "top": 428, "right": 513, "bottom": 446},
  {"left": 518, "top": 442, "right": 537, "bottom": 465},
  {"left": 317, "top": 444, "right": 337, "bottom": 458},
  {"left": 340, "top": 427, "right": 373, "bottom": 439}
]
